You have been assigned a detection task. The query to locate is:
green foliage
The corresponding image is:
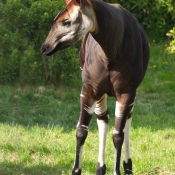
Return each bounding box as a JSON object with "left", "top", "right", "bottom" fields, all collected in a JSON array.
[
  {"left": 166, "top": 27, "right": 175, "bottom": 56},
  {"left": 0, "top": 0, "right": 79, "bottom": 84},
  {"left": 1, "top": 0, "right": 175, "bottom": 84},
  {"left": 105, "top": 0, "right": 175, "bottom": 39}
]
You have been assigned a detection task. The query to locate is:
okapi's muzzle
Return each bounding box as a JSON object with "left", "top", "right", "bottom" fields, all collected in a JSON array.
[
  {"left": 40, "top": 43, "right": 56, "bottom": 56},
  {"left": 41, "top": 41, "right": 73, "bottom": 56},
  {"left": 40, "top": 41, "right": 64, "bottom": 56},
  {"left": 40, "top": 44, "right": 52, "bottom": 56}
]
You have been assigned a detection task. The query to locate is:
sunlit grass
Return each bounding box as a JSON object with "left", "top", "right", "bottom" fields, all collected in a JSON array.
[{"left": 0, "top": 42, "right": 175, "bottom": 174}]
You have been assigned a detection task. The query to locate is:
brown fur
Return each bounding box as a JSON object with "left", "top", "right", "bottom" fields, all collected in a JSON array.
[{"left": 41, "top": 0, "right": 149, "bottom": 174}]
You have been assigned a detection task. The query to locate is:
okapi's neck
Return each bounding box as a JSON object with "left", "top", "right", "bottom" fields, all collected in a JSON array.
[{"left": 90, "top": 0, "right": 125, "bottom": 60}]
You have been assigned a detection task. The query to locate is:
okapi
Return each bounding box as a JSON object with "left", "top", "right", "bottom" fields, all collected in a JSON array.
[{"left": 40, "top": 0, "right": 150, "bottom": 174}]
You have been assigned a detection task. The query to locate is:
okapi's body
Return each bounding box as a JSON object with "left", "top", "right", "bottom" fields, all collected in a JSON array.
[{"left": 41, "top": 0, "right": 149, "bottom": 174}]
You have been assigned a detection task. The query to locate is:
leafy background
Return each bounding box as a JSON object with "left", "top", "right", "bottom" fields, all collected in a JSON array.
[
  {"left": 0, "top": 1, "right": 175, "bottom": 174},
  {"left": 0, "top": 0, "right": 175, "bottom": 84}
]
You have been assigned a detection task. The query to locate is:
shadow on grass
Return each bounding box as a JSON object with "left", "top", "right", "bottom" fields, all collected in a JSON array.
[
  {"left": 0, "top": 161, "right": 102, "bottom": 175},
  {"left": 0, "top": 84, "right": 174, "bottom": 132},
  {"left": 0, "top": 162, "right": 74, "bottom": 175},
  {"left": 0, "top": 96, "right": 175, "bottom": 133}
]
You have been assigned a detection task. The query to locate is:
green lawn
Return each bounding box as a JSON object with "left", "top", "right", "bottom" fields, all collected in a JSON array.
[{"left": 0, "top": 42, "right": 175, "bottom": 175}]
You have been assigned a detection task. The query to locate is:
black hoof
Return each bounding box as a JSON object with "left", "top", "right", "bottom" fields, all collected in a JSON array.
[
  {"left": 72, "top": 168, "right": 82, "bottom": 175},
  {"left": 96, "top": 163, "right": 106, "bottom": 175},
  {"left": 123, "top": 158, "right": 133, "bottom": 175}
]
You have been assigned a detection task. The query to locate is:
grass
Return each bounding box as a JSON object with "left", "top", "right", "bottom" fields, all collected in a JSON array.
[{"left": 0, "top": 42, "right": 175, "bottom": 175}]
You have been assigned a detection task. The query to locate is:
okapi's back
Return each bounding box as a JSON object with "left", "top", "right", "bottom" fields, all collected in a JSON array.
[
  {"left": 80, "top": 2, "right": 149, "bottom": 92},
  {"left": 118, "top": 4, "right": 150, "bottom": 79}
]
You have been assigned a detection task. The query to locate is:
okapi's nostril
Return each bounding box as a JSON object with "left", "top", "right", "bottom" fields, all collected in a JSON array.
[
  {"left": 40, "top": 47, "right": 46, "bottom": 54},
  {"left": 40, "top": 44, "right": 49, "bottom": 54}
]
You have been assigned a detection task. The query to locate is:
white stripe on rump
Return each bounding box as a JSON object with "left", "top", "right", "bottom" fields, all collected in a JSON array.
[
  {"left": 94, "top": 94, "right": 107, "bottom": 115},
  {"left": 84, "top": 102, "right": 97, "bottom": 114}
]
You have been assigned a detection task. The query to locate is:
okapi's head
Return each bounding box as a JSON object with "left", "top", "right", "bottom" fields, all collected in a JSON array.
[{"left": 41, "top": 0, "right": 96, "bottom": 56}]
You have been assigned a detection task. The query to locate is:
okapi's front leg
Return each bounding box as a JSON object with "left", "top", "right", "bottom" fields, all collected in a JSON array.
[
  {"left": 95, "top": 94, "right": 109, "bottom": 175},
  {"left": 113, "top": 88, "right": 136, "bottom": 175},
  {"left": 72, "top": 84, "right": 97, "bottom": 175}
]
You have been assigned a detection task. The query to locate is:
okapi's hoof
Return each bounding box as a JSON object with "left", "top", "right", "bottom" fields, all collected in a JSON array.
[
  {"left": 123, "top": 158, "right": 133, "bottom": 175},
  {"left": 72, "top": 168, "right": 82, "bottom": 175},
  {"left": 96, "top": 163, "right": 106, "bottom": 175},
  {"left": 113, "top": 171, "right": 121, "bottom": 175}
]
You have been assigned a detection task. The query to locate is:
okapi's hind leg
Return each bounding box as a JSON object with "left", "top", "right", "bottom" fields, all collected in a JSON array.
[
  {"left": 95, "top": 94, "right": 109, "bottom": 175},
  {"left": 123, "top": 116, "right": 133, "bottom": 175},
  {"left": 113, "top": 88, "right": 136, "bottom": 175}
]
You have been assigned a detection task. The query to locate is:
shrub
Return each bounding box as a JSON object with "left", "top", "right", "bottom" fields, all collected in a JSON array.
[
  {"left": 166, "top": 27, "right": 175, "bottom": 56},
  {"left": 0, "top": 0, "right": 175, "bottom": 84},
  {"left": 0, "top": 0, "right": 79, "bottom": 84},
  {"left": 105, "top": 0, "right": 175, "bottom": 39}
]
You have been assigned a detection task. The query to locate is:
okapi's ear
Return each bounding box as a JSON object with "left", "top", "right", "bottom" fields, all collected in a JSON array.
[
  {"left": 74, "top": 0, "right": 85, "bottom": 7},
  {"left": 64, "top": 0, "right": 71, "bottom": 5}
]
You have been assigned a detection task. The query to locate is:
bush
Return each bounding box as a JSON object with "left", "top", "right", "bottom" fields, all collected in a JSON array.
[
  {"left": 114, "top": 0, "right": 175, "bottom": 39},
  {"left": 0, "top": 0, "right": 175, "bottom": 84},
  {"left": 166, "top": 27, "right": 175, "bottom": 56},
  {"left": 0, "top": 0, "right": 79, "bottom": 84}
]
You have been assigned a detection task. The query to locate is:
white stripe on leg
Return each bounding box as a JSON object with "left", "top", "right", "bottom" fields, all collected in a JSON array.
[
  {"left": 73, "top": 145, "right": 84, "bottom": 172},
  {"left": 78, "top": 145, "right": 83, "bottom": 169},
  {"left": 115, "top": 101, "right": 126, "bottom": 118},
  {"left": 123, "top": 117, "right": 132, "bottom": 163},
  {"left": 114, "top": 149, "right": 117, "bottom": 175},
  {"left": 97, "top": 119, "right": 108, "bottom": 167}
]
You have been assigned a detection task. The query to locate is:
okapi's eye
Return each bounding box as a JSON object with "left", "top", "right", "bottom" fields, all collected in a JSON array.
[{"left": 62, "top": 20, "right": 71, "bottom": 27}]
